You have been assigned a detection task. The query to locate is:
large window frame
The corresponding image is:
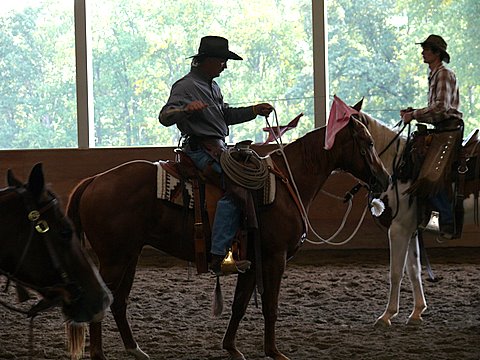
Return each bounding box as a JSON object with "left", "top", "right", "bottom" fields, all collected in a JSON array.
[{"left": 73, "top": 0, "right": 326, "bottom": 149}]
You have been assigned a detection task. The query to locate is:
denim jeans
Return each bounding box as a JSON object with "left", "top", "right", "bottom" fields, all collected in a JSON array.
[
  {"left": 185, "top": 148, "right": 240, "bottom": 256},
  {"left": 429, "top": 188, "right": 453, "bottom": 225}
]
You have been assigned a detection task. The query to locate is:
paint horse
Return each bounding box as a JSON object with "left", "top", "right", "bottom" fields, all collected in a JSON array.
[
  {"left": 352, "top": 102, "right": 479, "bottom": 326},
  {"left": 0, "top": 163, "right": 112, "bottom": 357},
  {"left": 66, "top": 117, "right": 389, "bottom": 360}
]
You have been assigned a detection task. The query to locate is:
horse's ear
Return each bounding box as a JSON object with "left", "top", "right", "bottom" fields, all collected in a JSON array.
[
  {"left": 352, "top": 98, "right": 364, "bottom": 112},
  {"left": 7, "top": 169, "right": 22, "bottom": 187},
  {"left": 348, "top": 116, "right": 359, "bottom": 135},
  {"left": 27, "top": 163, "right": 45, "bottom": 198}
]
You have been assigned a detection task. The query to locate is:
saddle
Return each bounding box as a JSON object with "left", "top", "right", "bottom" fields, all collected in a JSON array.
[
  {"left": 399, "top": 125, "right": 480, "bottom": 237},
  {"left": 158, "top": 144, "right": 276, "bottom": 274}
]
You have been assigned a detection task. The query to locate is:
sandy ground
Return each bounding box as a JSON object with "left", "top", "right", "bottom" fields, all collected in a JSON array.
[{"left": 1, "top": 247, "right": 479, "bottom": 360}]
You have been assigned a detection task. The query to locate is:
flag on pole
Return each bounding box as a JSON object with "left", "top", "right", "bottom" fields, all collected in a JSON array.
[{"left": 263, "top": 113, "right": 303, "bottom": 144}]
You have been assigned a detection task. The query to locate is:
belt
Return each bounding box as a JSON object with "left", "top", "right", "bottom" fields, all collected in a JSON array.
[{"left": 183, "top": 136, "right": 225, "bottom": 151}]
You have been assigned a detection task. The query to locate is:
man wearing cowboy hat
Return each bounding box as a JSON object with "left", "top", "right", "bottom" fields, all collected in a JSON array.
[
  {"left": 159, "top": 36, "right": 273, "bottom": 275},
  {"left": 401, "top": 34, "right": 463, "bottom": 239}
]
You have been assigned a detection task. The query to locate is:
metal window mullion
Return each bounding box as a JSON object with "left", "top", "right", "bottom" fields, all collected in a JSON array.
[
  {"left": 74, "top": 0, "right": 94, "bottom": 148},
  {"left": 312, "top": 0, "right": 328, "bottom": 128}
]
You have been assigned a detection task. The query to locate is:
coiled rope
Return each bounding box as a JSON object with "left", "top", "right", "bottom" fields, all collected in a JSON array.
[{"left": 220, "top": 147, "right": 269, "bottom": 190}]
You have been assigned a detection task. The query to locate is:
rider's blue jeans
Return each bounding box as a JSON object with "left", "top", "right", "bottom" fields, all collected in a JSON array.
[
  {"left": 185, "top": 147, "right": 240, "bottom": 256},
  {"left": 430, "top": 188, "right": 453, "bottom": 225}
]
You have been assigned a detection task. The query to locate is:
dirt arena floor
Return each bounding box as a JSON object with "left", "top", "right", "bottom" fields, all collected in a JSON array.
[{"left": 1, "top": 247, "right": 479, "bottom": 360}]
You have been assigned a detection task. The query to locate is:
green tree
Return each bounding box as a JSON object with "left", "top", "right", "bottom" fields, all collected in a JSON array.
[{"left": 328, "top": 0, "right": 479, "bottom": 135}]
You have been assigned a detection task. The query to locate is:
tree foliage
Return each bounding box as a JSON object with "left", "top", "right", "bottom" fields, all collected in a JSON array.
[
  {"left": 0, "top": 0, "right": 477, "bottom": 149},
  {"left": 328, "top": 0, "right": 479, "bottom": 134}
]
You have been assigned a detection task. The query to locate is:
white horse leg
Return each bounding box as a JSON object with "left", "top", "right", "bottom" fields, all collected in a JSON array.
[
  {"left": 405, "top": 233, "right": 427, "bottom": 325},
  {"left": 126, "top": 345, "right": 150, "bottom": 360},
  {"left": 375, "top": 223, "right": 411, "bottom": 327}
]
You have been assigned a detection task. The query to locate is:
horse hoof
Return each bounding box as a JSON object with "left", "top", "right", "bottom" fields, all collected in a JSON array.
[
  {"left": 406, "top": 316, "right": 423, "bottom": 326},
  {"left": 227, "top": 350, "right": 246, "bottom": 360},
  {"left": 374, "top": 317, "right": 391, "bottom": 328},
  {"left": 229, "top": 354, "right": 246, "bottom": 360},
  {"left": 265, "top": 350, "right": 290, "bottom": 360},
  {"left": 126, "top": 345, "right": 150, "bottom": 359}
]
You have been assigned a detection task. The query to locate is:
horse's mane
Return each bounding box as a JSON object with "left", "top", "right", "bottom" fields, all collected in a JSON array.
[
  {"left": 267, "top": 126, "right": 328, "bottom": 175},
  {"left": 289, "top": 126, "right": 328, "bottom": 175},
  {"left": 359, "top": 112, "right": 406, "bottom": 174}
]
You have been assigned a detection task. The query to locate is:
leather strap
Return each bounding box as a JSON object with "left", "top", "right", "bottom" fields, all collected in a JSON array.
[
  {"left": 454, "top": 152, "right": 466, "bottom": 236},
  {"left": 192, "top": 179, "right": 208, "bottom": 274},
  {"left": 268, "top": 161, "right": 307, "bottom": 235}
]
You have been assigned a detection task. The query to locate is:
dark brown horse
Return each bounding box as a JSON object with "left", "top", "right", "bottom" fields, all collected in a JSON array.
[
  {"left": 67, "top": 118, "right": 389, "bottom": 360},
  {"left": 0, "top": 164, "right": 112, "bottom": 357}
]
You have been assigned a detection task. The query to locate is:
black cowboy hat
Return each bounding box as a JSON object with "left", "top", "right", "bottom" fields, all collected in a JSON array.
[
  {"left": 416, "top": 34, "right": 450, "bottom": 63},
  {"left": 189, "top": 36, "right": 243, "bottom": 60}
]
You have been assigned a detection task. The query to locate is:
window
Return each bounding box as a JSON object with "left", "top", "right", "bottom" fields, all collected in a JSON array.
[
  {"left": 1, "top": 1, "right": 477, "bottom": 149},
  {"left": 327, "top": 0, "right": 479, "bottom": 135},
  {"left": 0, "top": 1, "right": 76, "bottom": 149},
  {"left": 90, "top": 0, "right": 313, "bottom": 147}
]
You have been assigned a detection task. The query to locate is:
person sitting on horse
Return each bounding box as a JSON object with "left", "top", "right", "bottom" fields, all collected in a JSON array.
[
  {"left": 159, "top": 35, "right": 273, "bottom": 275},
  {"left": 401, "top": 34, "right": 463, "bottom": 239}
]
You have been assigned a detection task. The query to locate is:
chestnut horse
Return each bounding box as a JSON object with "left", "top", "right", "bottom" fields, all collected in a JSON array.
[
  {"left": 66, "top": 118, "right": 389, "bottom": 360},
  {"left": 0, "top": 164, "right": 112, "bottom": 357},
  {"left": 353, "top": 105, "right": 480, "bottom": 326}
]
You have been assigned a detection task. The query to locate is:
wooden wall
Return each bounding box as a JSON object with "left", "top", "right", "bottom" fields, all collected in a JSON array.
[{"left": 1, "top": 147, "right": 477, "bottom": 250}]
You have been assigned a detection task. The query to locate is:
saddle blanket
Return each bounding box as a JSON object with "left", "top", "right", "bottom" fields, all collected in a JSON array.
[{"left": 155, "top": 157, "right": 276, "bottom": 209}]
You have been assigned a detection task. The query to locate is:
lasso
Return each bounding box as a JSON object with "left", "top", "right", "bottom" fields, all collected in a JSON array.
[{"left": 220, "top": 146, "right": 269, "bottom": 190}]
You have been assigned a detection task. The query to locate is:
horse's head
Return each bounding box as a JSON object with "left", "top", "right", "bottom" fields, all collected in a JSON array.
[
  {"left": 334, "top": 117, "right": 390, "bottom": 196},
  {"left": 2, "top": 163, "right": 112, "bottom": 323},
  {"left": 351, "top": 100, "right": 407, "bottom": 176}
]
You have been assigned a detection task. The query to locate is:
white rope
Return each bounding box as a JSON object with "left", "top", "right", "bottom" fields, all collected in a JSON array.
[
  {"left": 265, "top": 109, "right": 369, "bottom": 246},
  {"left": 220, "top": 147, "right": 269, "bottom": 190}
]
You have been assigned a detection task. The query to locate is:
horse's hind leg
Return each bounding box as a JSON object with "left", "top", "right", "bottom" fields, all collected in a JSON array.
[
  {"left": 375, "top": 223, "right": 411, "bottom": 327},
  {"left": 91, "top": 256, "right": 148, "bottom": 360},
  {"left": 108, "top": 257, "right": 150, "bottom": 360},
  {"left": 223, "top": 270, "right": 257, "bottom": 360},
  {"left": 405, "top": 234, "right": 427, "bottom": 324},
  {"left": 261, "top": 253, "right": 289, "bottom": 360}
]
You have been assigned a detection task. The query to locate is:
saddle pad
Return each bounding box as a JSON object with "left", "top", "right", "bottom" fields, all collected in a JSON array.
[
  {"left": 156, "top": 161, "right": 194, "bottom": 209},
  {"left": 155, "top": 157, "right": 276, "bottom": 209}
]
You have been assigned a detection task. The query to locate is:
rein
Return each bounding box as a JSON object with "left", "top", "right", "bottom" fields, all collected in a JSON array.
[
  {"left": 389, "top": 123, "right": 412, "bottom": 221},
  {"left": 377, "top": 122, "right": 407, "bottom": 158},
  {"left": 264, "top": 110, "right": 375, "bottom": 246}
]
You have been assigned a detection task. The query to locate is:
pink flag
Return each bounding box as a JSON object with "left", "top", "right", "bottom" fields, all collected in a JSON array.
[
  {"left": 263, "top": 113, "right": 303, "bottom": 144},
  {"left": 324, "top": 95, "right": 358, "bottom": 150}
]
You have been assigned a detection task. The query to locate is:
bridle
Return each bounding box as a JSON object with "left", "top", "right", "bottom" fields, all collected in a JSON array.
[
  {"left": 0, "top": 186, "right": 83, "bottom": 318},
  {"left": 346, "top": 119, "right": 385, "bottom": 198}
]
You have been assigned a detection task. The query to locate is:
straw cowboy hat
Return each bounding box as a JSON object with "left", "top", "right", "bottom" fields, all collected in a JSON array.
[
  {"left": 189, "top": 36, "right": 242, "bottom": 60},
  {"left": 416, "top": 34, "right": 450, "bottom": 63}
]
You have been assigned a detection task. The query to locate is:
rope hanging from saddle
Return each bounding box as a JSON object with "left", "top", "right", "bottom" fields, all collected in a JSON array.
[{"left": 220, "top": 145, "right": 269, "bottom": 190}]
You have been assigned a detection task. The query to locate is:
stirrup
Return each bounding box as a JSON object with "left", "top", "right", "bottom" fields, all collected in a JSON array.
[
  {"left": 422, "top": 211, "right": 440, "bottom": 232},
  {"left": 220, "top": 250, "right": 251, "bottom": 275}
]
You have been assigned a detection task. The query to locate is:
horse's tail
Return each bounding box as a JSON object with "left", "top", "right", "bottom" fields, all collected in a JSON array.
[
  {"left": 65, "top": 322, "right": 86, "bottom": 360},
  {"left": 212, "top": 276, "right": 224, "bottom": 317},
  {"left": 66, "top": 177, "right": 95, "bottom": 244}
]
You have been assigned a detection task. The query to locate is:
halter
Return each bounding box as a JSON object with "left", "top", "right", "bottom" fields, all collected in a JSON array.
[
  {"left": 348, "top": 120, "right": 386, "bottom": 197},
  {"left": 0, "top": 186, "right": 83, "bottom": 318}
]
